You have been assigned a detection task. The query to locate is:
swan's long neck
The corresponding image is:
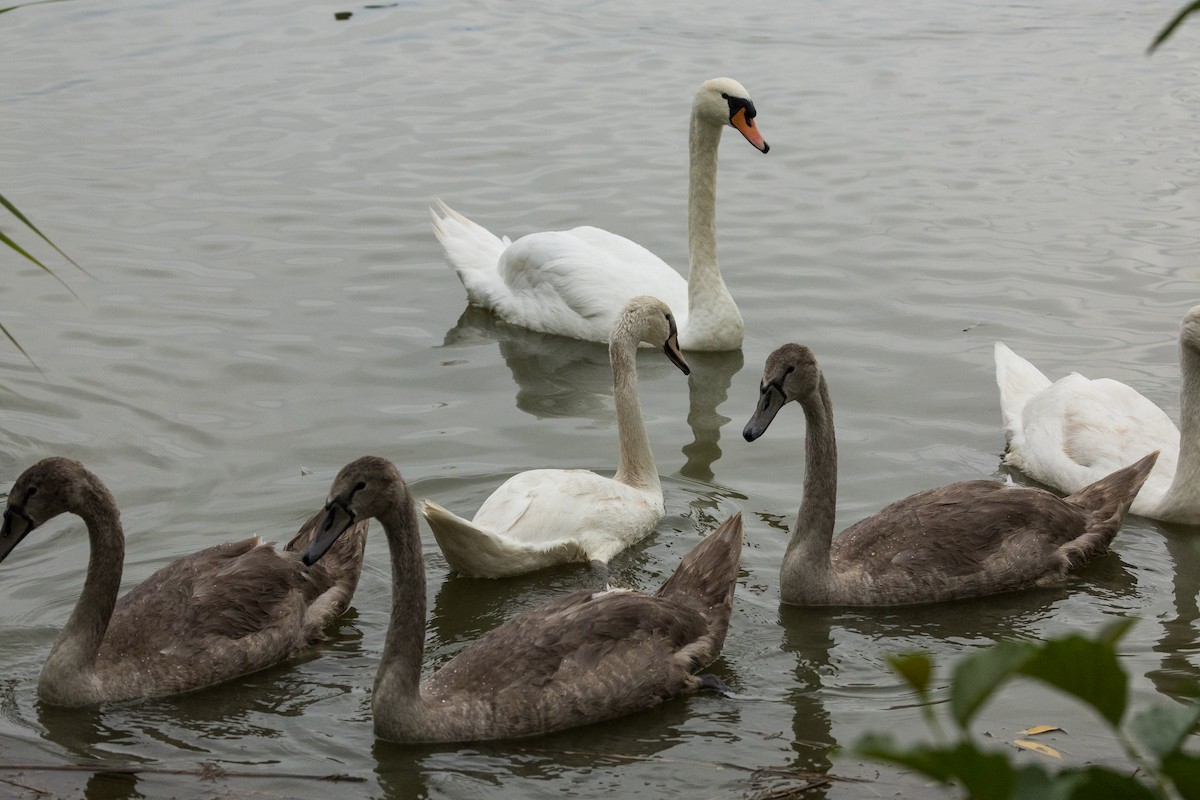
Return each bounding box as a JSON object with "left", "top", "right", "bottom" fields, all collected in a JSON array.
[
  {"left": 1165, "top": 341, "right": 1200, "bottom": 517},
  {"left": 782, "top": 378, "right": 838, "bottom": 597},
  {"left": 373, "top": 486, "right": 429, "bottom": 731},
  {"left": 610, "top": 328, "right": 659, "bottom": 493},
  {"left": 684, "top": 113, "right": 742, "bottom": 350},
  {"left": 40, "top": 486, "right": 123, "bottom": 703}
]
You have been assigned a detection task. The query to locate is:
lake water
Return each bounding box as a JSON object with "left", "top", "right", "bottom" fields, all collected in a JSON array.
[{"left": 2, "top": 0, "right": 1200, "bottom": 797}]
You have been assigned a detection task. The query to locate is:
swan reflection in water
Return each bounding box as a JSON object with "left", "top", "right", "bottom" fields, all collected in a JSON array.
[{"left": 441, "top": 307, "right": 743, "bottom": 482}]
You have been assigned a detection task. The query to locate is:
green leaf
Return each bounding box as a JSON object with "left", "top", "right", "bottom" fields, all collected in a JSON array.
[
  {"left": 888, "top": 651, "right": 933, "bottom": 699},
  {"left": 1162, "top": 752, "right": 1200, "bottom": 800},
  {"left": 951, "top": 639, "right": 1033, "bottom": 729},
  {"left": 1129, "top": 702, "right": 1200, "bottom": 760},
  {"left": 1062, "top": 767, "right": 1159, "bottom": 800},
  {"left": 0, "top": 191, "right": 87, "bottom": 278},
  {"left": 1016, "top": 633, "right": 1127, "bottom": 728},
  {"left": 1013, "top": 764, "right": 1079, "bottom": 800},
  {"left": 1149, "top": 0, "right": 1200, "bottom": 54},
  {"left": 0, "top": 319, "right": 39, "bottom": 373},
  {"left": 1096, "top": 617, "right": 1137, "bottom": 648},
  {"left": 0, "top": 229, "right": 53, "bottom": 273},
  {"left": 857, "top": 734, "right": 1017, "bottom": 800},
  {"left": 1015, "top": 765, "right": 1159, "bottom": 800}
]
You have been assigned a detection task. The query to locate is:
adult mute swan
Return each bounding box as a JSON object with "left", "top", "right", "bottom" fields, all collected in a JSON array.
[
  {"left": 432, "top": 77, "right": 769, "bottom": 352},
  {"left": 743, "top": 344, "right": 1157, "bottom": 606},
  {"left": 422, "top": 296, "right": 690, "bottom": 578},
  {"left": 302, "top": 456, "right": 744, "bottom": 743},
  {"left": 995, "top": 305, "right": 1200, "bottom": 525},
  {"left": 0, "top": 457, "right": 369, "bottom": 706}
]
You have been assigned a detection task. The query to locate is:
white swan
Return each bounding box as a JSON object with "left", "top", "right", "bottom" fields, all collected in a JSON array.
[
  {"left": 423, "top": 296, "right": 690, "bottom": 578},
  {"left": 0, "top": 457, "right": 369, "bottom": 706},
  {"left": 431, "top": 77, "right": 769, "bottom": 352},
  {"left": 995, "top": 305, "right": 1200, "bottom": 525},
  {"left": 302, "top": 456, "right": 744, "bottom": 743},
  {"left": 744, "top": 344, "right": 1158, "bottom": 606}
]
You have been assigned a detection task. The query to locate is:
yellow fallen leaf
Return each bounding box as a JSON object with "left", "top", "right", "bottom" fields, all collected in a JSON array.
[
  {"left": 1019, "top": 725, "right": 1063, "bottom": 736},
  {"left": 1014, "top": 739, "right": 1063, "bottom": 759}
]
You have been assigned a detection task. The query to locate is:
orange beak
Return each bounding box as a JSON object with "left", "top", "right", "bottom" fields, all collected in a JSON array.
[{"left": 731, "top": 107, "right": 769, "bottom": 153}]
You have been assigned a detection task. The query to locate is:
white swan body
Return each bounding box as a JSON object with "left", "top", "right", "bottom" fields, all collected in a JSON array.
[
  {"left": 432, "top": 77, "right": 769, "bottom": 352},
  {"left": 423, "top": 296, "right": 690, "bottom": 577},
  {"left": 303, "top": 456, "right": 744, "bottom": 744},
  {"left": 0, "top": 457, "right": 369, "bottom": 706},
  {"left": 995, "top": 305, "right": 1200, "bottom": 524}
]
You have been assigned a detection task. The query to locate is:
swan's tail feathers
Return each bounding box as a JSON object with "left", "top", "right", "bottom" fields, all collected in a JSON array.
[
  {"left": 431, "top": 200, "right": 511, "bottom": 308},
  {"left": 1061, "top": 450, "right": 1160, "bottom": 563},
  {"left": 994, "top": 341, "right": 1053, "bottom": 447},
  {"left": 422, "top": 499, "right": 586, "bottom": 578},
  {"left": 288, "top": 508, "right": 370, "bottom": 632},
  {"left": 657, "top": 513, "right": 743, "bottom": 654}
]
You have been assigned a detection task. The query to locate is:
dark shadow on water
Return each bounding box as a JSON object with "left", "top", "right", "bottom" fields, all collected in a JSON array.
[
  {"left": 28, "top": 704, "right": 147, "bottom": 800},
  {"left": 36, "top": 702, "right": 143, "bottom": 765},
  {"left": 83, "top": 771, "right": 142, "bottom": 800},
  {"left": 370, "top": 690, "right": 708, "bottom": 800}
]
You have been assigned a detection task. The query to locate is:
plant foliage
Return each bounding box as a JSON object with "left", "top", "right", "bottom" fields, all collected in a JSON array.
[
  {"left": 1150, "top": 1, "right": 1200, "bottom": 52},
  {"left": 858, "top": 621, "right": 1200, "bottom": 800},
  {"left": 0, "top": 191, "right": 86, "bottom": 366}
]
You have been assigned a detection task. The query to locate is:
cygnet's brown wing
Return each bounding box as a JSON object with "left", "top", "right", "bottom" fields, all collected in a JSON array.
[
  {"left": 421, "top": 587, "right": 712, "bottom": 738},
  {"left": 831, "top": 481, "right": 1087, "bottom": 587},
  {"left": 95, "top": 513, "right": 367, "bottom": 700}
]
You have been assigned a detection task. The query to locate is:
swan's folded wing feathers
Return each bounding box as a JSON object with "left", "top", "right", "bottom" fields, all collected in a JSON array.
[
  {"left": 1017, "top": 374, "right": 1179, "bottom": 478},
  {"left": 834, "top": 482, "right": 1085, "bottom": 580},
  {"left": 473, "top": 469, "right": 659, "bottom": 548},
  {"left": 109, "top": 538, "right": 317, "bottom": 649},
  {"left": 426, "top": 589, "right": 708, "bottom": 699},
  {"left": 1058, "top": 378, "right": 1179, "bottom": 468},
  {"left": 495, "top": 230, "right": 688, "bottom": 338}
]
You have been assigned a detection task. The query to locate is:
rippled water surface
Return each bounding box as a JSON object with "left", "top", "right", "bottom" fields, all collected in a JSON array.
[{"left": 3, "top": 0, "right": 1200, "bottom": 797}]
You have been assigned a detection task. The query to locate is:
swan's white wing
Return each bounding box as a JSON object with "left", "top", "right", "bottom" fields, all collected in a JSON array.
[
  {"left": 1007, "top": 372, "right": 1179, "bottom": 504},
  {"left": 424, "top": 470, "right": 663, "bottom": 577},
  {"left": 475, "top": 469, "right": 663, "bottom": 560},
  {"left": 423, "top": 499, "right": 589, "bottom": 578},
  {"left": 491, "top": 228, "right": 688, "bottom": 341},
  {"left": 424, "top": 470, "right": 663, "bottom": 578}
]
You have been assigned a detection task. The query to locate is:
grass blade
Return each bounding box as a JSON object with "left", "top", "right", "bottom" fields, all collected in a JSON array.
[
  {"left": 0, "top": 191, "right": 88, "bottom": 276},
  {"left": 1149, "top": 1, "right": 1200, "bottom": 53}
]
